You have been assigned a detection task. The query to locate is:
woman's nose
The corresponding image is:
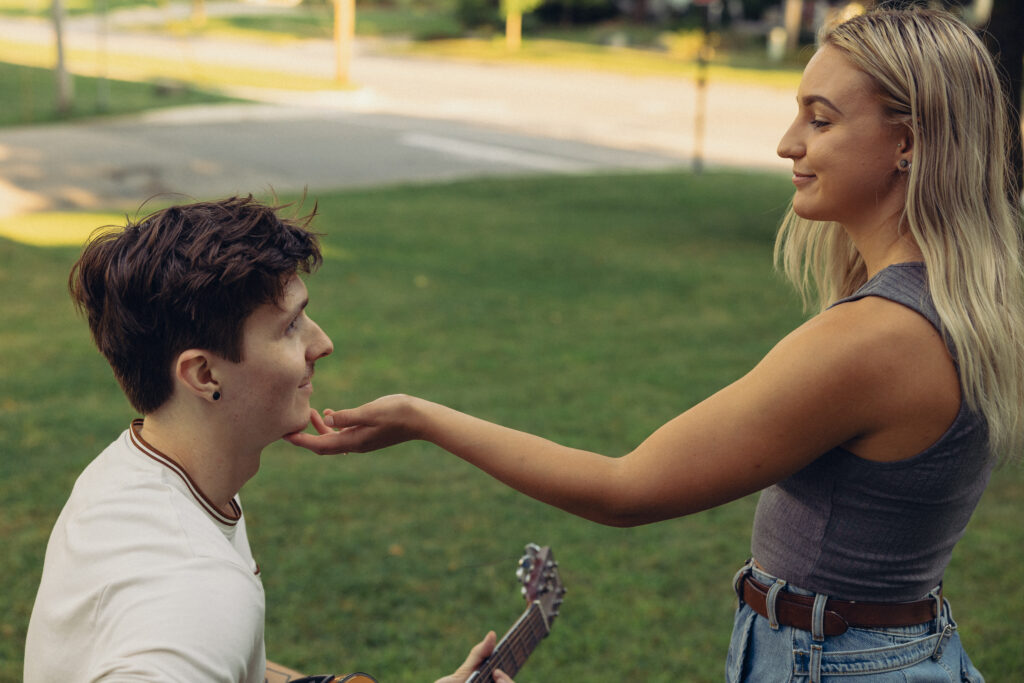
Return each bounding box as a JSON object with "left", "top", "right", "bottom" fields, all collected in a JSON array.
[{"left": 777, "top": 118, "right": 804, "bottom": 160}]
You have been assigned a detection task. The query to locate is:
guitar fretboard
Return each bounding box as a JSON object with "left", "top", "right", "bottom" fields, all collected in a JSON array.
[{"left": 470, "top": 602, "right": 550, "bottom": 681}]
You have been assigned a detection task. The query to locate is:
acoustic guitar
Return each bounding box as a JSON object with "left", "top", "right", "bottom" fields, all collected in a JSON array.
[
  {"left": 269, "top": 543, "right": 564, "bottom": 683},
  {"left": 467, "top": 543, "right": 566, "bottom": 682},
  {"left": 265, "top": 664, "right": 376, "bottom": 682}
]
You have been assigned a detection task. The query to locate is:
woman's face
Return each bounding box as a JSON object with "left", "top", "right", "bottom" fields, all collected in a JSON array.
[{"left": 777, "top": 46, "right": 909, "bottom": 229}]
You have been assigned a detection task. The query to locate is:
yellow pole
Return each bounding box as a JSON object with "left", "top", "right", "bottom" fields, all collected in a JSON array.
[
  {"left": 334, "top": 0, "right": 355, "bottom": 84},
  {"left": 506, "top": 11, "right": 522, "bottom": 51}
]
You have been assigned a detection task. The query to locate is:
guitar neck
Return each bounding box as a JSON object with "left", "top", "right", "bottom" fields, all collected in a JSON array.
[{"left": 468, "top": 603, "right": 551, "bottom": 681}]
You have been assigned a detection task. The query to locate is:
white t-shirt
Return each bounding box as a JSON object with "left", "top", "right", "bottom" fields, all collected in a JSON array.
[{"left": 25, "top": 421, "right": 266, "bottom": 682}]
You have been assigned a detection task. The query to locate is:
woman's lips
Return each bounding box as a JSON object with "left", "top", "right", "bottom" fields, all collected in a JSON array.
[{"left": 792, "top": 171, "right": 816, "bottom": 187}]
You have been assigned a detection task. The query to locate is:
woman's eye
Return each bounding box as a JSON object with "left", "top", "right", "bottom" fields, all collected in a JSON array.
[{"left": 810, "top": 119, "right": 830, "bottom": 129}]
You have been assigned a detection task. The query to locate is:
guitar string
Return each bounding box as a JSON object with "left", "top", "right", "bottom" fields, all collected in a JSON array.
[{"left": 477, "top": 605, "right": 549, "bottom": 677}]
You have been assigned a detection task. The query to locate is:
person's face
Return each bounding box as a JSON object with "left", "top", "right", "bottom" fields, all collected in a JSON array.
[
  {"left": 218, "top": 274, "right": 333, "bottom": 443},
  {"left": 777, "top": 46, "right": 907, "bottom": 227}
]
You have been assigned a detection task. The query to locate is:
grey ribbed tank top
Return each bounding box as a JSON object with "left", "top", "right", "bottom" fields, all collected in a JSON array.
[{"left": 750, "top": 263, "right": 994, "bottom": 602}]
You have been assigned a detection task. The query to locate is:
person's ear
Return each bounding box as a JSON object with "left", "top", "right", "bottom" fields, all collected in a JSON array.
[
  {"left": 896, "top": 126, "right": 914, "bottom": 172},
  {"left": 175, "top": 350, "right": 222, "bottom": 403}
]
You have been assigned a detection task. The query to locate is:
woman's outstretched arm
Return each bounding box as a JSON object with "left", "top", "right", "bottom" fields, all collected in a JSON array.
[{"left": 286, "top": 298, "right": 951, "bottom": 526}]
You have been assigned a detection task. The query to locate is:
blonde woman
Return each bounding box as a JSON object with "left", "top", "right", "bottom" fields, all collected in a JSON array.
[{"left": 288, "top": 8, "right": 1022, "bottom": 681}]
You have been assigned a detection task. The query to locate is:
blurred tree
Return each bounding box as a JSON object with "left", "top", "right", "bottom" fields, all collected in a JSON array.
[
  {"left": 502, "top": 0, "right": 544, "bottom": 49},
  {"left": 192, "top": 0, "right": 207, "bottom": 27},
  {"left": 456, "top": 0, "right": 501, "bottom": 29},
  {"left": 534, "top": 0, "right": 618, "bottom": 25},
  {"left": 52, "top": 0, "right": 73, "bottom": 115},
  {"left": 783, "top": 0, "right": 802, "bottom": 51},
  {"left": 334, "top": 0, "right": 356, "bottom": 83}
]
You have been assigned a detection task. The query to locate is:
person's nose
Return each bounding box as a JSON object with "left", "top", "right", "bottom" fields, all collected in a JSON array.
[
  {"left": 307, "top": 319, "right": 333, "bottom": 361},
  {"left": 777, "top": 116, "right": 804, "bottom": 161}
]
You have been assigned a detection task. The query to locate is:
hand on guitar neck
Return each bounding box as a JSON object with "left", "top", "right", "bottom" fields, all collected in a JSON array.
[
  {"left": 266, "top": 544, "right": 563, "bottom": 683},
  {"left": 266, "top": 636, "right": 513, "bottom": 683},
  {"left": 435, "top": 631, "right": 514, "bottom": 683},
  {"left": 466, "top": 544, "right": 565, "bottom": 683}
]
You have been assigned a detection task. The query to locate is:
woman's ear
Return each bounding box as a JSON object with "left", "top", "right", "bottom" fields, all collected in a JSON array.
[
  {"left": 175, "top": 350, "right": 221, "bottom": 403},
  {"left": 896, "top": 126, "right": 915, "bottom": 168}
]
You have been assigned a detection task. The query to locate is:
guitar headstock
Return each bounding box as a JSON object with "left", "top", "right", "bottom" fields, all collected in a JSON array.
[{"left": 516, "top": 543, "right": 566, "bottom": 626}]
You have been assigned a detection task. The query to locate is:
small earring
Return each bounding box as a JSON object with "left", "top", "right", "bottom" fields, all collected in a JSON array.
[
  {"left": 899, "top": 159, "right": 911, "bottom": 171},
  {"left": 212, "top": 391, "right": 221, "bottom": 401}
]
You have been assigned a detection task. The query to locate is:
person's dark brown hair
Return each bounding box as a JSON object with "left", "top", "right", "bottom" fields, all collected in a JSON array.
[{"left": 69, "top": 195, "right": 322, "bottom": 414}]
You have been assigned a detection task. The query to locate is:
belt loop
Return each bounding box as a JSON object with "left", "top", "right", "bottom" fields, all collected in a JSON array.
[
  {"left": 732, "top": 559, "right": 754, "bottom": 603},
  {"left": 931, "top": 623, "right": 954, "bottom": 661},
  {"left": 809, "top": 643, "right": 823, "bottom": 683},
  {"left": 931, "top": 585, "right": 945, "bottom": 630},
  {"left": 765, "top": 579, "right": 786, "bottom": 630},
  {"left": 811, "top": 593, "right": 828, "bottom": 642}
]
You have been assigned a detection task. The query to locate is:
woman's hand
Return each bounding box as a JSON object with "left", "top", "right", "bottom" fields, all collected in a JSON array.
[{"left": 284, "top": 395, "right": 424, "bottom": 455}]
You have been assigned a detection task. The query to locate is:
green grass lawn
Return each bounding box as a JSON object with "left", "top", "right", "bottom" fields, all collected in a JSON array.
[
  {"left": 1, "top": 171, "right": 1021, "bottom": 681},
  {"left": 0, "top": 60, "right": 240, "bottom": 126}
]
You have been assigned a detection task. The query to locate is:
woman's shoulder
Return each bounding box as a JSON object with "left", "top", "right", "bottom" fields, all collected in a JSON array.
[{"left": 803, "top": 296, "right": 960, "bottom": 460}]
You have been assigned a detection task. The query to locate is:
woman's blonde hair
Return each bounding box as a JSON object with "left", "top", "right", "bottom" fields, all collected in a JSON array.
[{"left": 774, "top": 7, "right": 1024, "bottom": 461}]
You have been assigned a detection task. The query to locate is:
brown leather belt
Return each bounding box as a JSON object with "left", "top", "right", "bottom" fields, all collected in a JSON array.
[{"left": 741, "top": 574, "right": 939, "bottom": 637}]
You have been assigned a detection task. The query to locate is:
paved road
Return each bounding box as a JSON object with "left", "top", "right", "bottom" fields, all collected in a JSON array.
[{"left": 0, "top": 7, "right": 796, "bottom": 217}]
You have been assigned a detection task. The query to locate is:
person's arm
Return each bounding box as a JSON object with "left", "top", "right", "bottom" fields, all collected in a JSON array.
[
  {"left": 265, "top": 660, "right": 306, "bottom": 682},
  {"left": 287, "top": 299, "right": 936, "bottom": 526}
]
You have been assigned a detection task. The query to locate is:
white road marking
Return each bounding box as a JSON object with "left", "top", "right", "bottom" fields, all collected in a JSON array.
[{"left": 400, "top": 133, "right": 591, "bottom": 172}]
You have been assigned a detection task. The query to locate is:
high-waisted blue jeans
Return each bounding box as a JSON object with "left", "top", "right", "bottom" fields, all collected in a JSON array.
[{"left": 726, "top": 561, "right": 984, "bottom": 682}]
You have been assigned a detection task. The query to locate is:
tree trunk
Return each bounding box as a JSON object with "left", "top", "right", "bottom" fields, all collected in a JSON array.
[
  {"left": 505, "top": 11, "right": 522, "bottom": 51},
  {"left": 52, "top": 0, "right": 73, "bottom": 115},
  {"left": 192, "top": 0, "right": 206, "bottom": 28},
  {"left": 783, "top": 0, "right": 803, "bottom": 54},
  {"left": 333, "top": 0, "right": 355, "bottom": 84}
]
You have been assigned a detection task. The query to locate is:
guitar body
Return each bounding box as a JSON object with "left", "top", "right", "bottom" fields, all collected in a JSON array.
[
  {"left": 467, "top": 544, "right": 565, "bottom": 682},
  {"left": 266, "top": 672, "right": 377, "bottom": 683}
]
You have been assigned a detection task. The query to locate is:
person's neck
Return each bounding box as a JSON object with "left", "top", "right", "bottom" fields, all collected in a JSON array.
[
  {"left": 843, "top": 214, "right": 924, "bottom": 279},
  {"left": 139, "top": 404, "right": 261, "bottom": 516}
]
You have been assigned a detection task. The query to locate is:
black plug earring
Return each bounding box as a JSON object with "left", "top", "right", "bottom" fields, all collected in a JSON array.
[{"left": 212, "top": 391, "right": 221, "bottom": 401}]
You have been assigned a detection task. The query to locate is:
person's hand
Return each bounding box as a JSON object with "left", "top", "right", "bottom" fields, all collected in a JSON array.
[
  {"left": 434, "top": 631, "right": 514, "bottom": 683},
  {"left": 284, "top": 395, "right": 423, "bottom": 455}
]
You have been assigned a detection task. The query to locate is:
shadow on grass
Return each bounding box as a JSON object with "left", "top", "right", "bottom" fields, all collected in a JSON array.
[{"left": 0, "top": 60, "right": 241, "bottom": 127}]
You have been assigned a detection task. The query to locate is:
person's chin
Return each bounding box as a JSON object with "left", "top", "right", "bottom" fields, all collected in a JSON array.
[
  {"left": 281, "top": 405, "right": 312, "bottom": 438},
  {"left": 791, "top": 201, "right": 826, "bottom": 222}
]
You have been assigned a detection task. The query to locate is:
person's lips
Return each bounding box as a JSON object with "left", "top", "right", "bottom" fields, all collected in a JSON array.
[{"left": 792, "top": 170, "right": 816, "bottom": 187}]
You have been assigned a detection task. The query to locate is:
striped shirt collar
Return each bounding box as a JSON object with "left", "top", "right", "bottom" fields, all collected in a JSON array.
[{"left": 129, "top": 419, "right": 242, "bottom": 527}]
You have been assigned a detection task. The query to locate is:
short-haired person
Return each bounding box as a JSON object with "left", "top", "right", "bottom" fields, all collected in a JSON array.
[
  {"left": 24, "top": 197, "right": 513, "bottom": 683},
  {"left": 288, "top": 8, "right": 1024, "bottom": 681}
]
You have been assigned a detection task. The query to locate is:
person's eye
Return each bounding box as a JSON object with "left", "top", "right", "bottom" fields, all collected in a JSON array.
[
  {"left": 810, "top": 118, "right": 831, "bottom": 129},
  {"left": 287, "top": 315, "right": 301, "bottom": 333}
]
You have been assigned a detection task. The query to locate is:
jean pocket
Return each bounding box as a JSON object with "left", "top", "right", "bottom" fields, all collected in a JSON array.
[{"left": 725, "top": 605, "right": 758, "bottom": 683}]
